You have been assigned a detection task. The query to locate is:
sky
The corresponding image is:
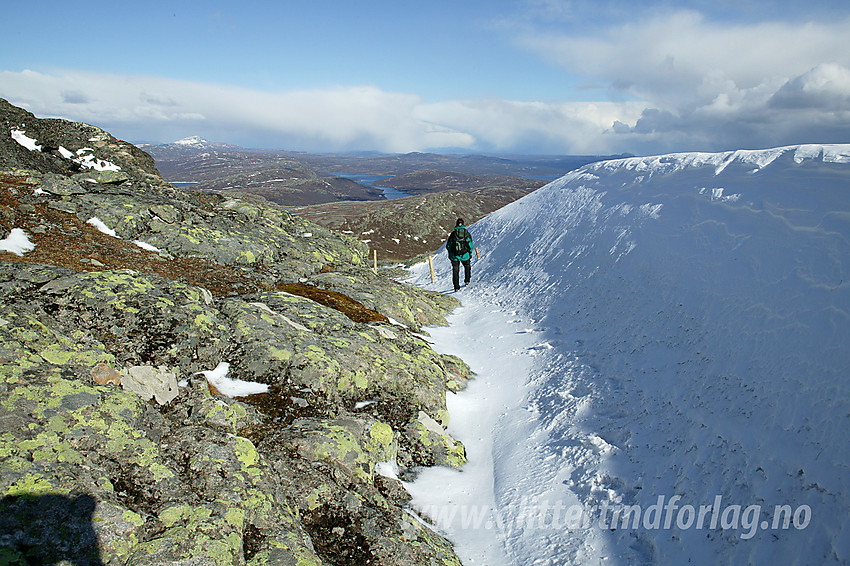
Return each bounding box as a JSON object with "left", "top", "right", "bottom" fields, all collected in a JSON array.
[{"left": 2, "top": 0, "right": 850, "bottom": 155}]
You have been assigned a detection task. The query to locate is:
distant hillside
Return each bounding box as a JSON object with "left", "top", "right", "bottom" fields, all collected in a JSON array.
[
  {"left": 292, "top": 182, "right": 543, "bottom": 261},
  {"left": 375, "top": 169, "right": 546, "bottom": 196},
  {"left": 142, "top": 140, "right": 384, "bottom": 205},
  {"left": 139, "top": 136, "right": 244, "bottom": 154},
  {"left": 285, "top": 150, "right": 622, "bottom": 178}
]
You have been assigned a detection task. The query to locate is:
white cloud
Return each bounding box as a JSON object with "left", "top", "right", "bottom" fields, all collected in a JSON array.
[
  {"left": 510, "top": 10, "right": 850, "bottom": 151},
  {"left": 2, "top": 36, "right": 850, "bottom": 158},
  {"left": 415, "top": 98, "right": 646, "bottom": 153},
  {"left": 521, "top": 11, "right": 850, "bottom": 100},
  {"left": 770, "top": 62, "right": 850, "bottom": 110},
  {"left": 0, "top": 68, "right": 642, "bottom": 154},
  {"left": 0, "top": 69, "right": 473, "bottom": 153}
]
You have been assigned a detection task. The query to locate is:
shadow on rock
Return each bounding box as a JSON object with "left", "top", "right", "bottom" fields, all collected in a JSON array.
[{"left": 0, "top": 493, "right": 104, "bottom": 566}]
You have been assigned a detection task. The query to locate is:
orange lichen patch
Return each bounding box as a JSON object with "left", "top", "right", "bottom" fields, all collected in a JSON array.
[
  {"left": 0, "top": 176, "right": 270, "bottom": 297},
  {"left": 276, "top": 281, "right": 388, "bottom": 324},
  {"left": 90, "top": 362, "right": 122, "bottom": 386}
]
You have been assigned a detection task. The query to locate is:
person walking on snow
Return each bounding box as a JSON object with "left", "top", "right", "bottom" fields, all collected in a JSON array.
[{"left": 446, "top": 218, "right": 474, "bottom": 292}]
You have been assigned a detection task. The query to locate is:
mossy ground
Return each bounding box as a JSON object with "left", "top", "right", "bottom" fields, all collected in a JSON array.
[{"left": 277, "top": 282, "right": 388, "bottom": 324}]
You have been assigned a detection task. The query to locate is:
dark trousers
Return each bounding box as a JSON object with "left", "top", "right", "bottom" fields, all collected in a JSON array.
[{"left": 451, "top": 259, "right": 471, "bottom": 290}]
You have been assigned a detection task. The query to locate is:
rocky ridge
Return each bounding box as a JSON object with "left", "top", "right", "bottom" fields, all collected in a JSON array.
[{"left": 0, "top": 99, "right": 469, "bottom": 565}]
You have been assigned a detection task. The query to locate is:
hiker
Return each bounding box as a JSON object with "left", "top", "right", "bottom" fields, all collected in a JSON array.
[{"left": 446, "top": 218, "right": 474, "bottom": 291}]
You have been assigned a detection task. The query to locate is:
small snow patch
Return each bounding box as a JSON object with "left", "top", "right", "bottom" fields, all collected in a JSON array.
[
  {"left": 133, "top": 240, "right": 161, "bottom": 252},
  {"left": 0, "top": 228, "right": 36, "bottom": 256},
  {"left": 639, "top": 203, "right": 663, "bottom": 219},
  {"left": 375, "top": 459, "right": 399, "bottom": 479},
  {"left": 86, "top": 217, "right": 118, "bottom": 238},
  {"left": 75, "top": 148, "right": 121, "bottom": 172},
  {"left": 196, "top": 361, "right": 269, "bottom": 397},
  {"left": 57, "top": 145, "right": 121, "bottom": 171},
  {"left": 11, "top": 129, "right": 41, "bottom": 151}
]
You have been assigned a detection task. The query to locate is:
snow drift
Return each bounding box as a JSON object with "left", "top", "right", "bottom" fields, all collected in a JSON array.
[{"left": 408, "top": 144, "right": 850, "bottom": 565}]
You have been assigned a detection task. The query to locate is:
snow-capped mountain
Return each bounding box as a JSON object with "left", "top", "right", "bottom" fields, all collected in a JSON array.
[
  {"left": 407, "top": 144, "right": 850, "bottom": 565},
  {"left": 172, "top": 135, "right": 209, "bottom": 147},
  {"left": 138, "top": 136, "right": 243, "bottom": 153}
]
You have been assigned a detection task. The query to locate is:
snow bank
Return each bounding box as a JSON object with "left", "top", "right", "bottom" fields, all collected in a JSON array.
[{"left": 409, "top": 144, "right": 850, "bottom": 565}]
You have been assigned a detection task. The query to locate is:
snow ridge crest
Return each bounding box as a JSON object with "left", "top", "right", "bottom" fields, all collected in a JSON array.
[{"left": 583, "top": 143, "right": 850, "bottom": 179}]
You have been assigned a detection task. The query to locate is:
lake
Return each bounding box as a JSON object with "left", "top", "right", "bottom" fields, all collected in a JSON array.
[{"left": 333, "top": 174, "right": 411, "bottom": 200}]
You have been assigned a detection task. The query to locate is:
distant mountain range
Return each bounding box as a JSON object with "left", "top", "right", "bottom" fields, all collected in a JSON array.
[
  {"left": 141, "top": 138, "right": 384, "bottom": 205},
  {"left": 143, "top": 137, "right": 627, "bottom": 187},
  {"left": 142, "top": 136, "right": 625, "bottom": 260},
  {"left": 139, "top": 136, "right": 244, "bottom": 154}
]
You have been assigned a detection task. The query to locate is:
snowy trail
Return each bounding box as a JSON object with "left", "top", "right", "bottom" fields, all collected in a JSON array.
[
  {"left": 403, "top": 286, "right": 541, "bottom": 565},
  {"left": 404, "top": 279, "right": 613, "bottom": 565}
]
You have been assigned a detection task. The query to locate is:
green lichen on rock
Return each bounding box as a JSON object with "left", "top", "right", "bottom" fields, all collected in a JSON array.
[
  {"left": 279, "top": 416, "right": 396, "bottom": 482},
  {"left": 307, "top": 270, "right": 459, "bottom": 331},
  {"left": 403, "top": 413, "right": 467, "bottom": 470}
]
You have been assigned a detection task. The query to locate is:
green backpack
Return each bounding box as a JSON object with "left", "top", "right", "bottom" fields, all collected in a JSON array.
[{"left": 450, "top": 227, "right": 470, "bottom": 257}]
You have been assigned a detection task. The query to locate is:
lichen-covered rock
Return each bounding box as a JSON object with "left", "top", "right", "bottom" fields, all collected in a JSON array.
[
  {"left": 273, "top": 416, "right": 396, "bottom": 482},
  {"left": 307, "top": 269, "right": 458, "bottom": 331},
  {"left": 0, "top": 99, "right": 470, "bottom": 566},
  {"left": 402, "top": 412, "right": 468, "bottom": 470}
]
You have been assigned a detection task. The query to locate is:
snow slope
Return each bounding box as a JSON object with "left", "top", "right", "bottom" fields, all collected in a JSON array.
[{"left": 406, "top": 144, "right": 850, "bottom": 565}]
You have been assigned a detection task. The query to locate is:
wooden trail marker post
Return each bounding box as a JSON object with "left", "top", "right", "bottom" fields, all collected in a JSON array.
[
  {"left": 373, "top": 249, "right": 378, "bottom": 275},
  {"left": 428, "top": 255, "right": 435, "bottom": 282},
  {"left": 475, "top": 247, "right": 481, "bottom": 260}
]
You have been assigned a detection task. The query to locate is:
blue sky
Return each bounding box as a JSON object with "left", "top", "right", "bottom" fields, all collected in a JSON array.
[{"left": 2, "top": 0, "right": 850, "bottom": 155}]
